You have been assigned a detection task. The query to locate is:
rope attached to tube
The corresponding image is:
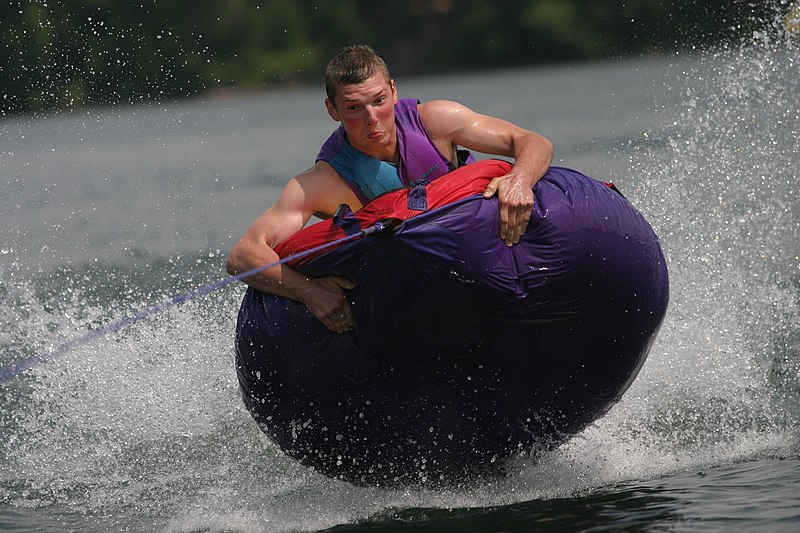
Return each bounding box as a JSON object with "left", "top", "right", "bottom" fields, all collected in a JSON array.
[{"left": 0, "top": 221, "right": 392, "bottom": 384}]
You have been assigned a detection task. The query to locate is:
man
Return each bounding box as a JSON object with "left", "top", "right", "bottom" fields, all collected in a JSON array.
[{"left": 227, "top": 45, "right": 553, "bottom": 333}]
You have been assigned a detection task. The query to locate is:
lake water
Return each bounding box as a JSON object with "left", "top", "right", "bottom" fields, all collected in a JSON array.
[{"left": 1, "top": 26, "right": 798, "bottom": 533}]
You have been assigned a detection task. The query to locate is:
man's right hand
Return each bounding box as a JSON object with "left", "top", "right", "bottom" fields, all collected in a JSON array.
[{"left": 301, "top": 275, "right": 357, "bottom": 333}]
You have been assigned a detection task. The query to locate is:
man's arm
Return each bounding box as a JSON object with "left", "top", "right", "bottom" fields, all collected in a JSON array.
[
  {"left": 419, "top": 100, "right": 554, "bottom": 246},
  {"left": 226, "top": 162, "right": 361, "bottom": 332}
]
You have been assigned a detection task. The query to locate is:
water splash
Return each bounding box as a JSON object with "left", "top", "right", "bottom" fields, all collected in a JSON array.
[
  {"left": 589, "top": 7, "right": 800, "bottom": 471},
  {"left": 0, "top": 222, "right": 387, "bottom": 384}
]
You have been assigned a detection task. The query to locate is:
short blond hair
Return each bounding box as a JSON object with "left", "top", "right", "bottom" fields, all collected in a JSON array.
[{"left": 325, "top": 44, "right": 391, "bottom": 102}]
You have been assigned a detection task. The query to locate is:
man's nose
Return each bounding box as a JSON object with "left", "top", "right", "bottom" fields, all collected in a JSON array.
[{"left": 365, "top": 105, "right": 378, "bottom": 124}]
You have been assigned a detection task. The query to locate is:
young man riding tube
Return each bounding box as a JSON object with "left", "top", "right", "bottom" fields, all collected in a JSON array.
[{"left": 227, "top": 44, "right": 553, "bottom": 333}]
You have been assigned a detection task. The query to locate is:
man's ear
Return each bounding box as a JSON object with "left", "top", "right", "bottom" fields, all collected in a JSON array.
[
  {"left": 390, "top": 79, "right": 398, "bottom": 104},
  {"left": 325, "top": 98, "right": 340, "bottom": 122}
]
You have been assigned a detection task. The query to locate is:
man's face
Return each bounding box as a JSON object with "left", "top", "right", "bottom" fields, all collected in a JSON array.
[{"left": 325, "top": 73, "right": 398, "bottom": 159}]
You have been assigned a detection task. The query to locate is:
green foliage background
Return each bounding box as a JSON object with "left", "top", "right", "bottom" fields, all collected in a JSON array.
[{"left": 1, "top": 0, "right": 780, "bottom": 115}]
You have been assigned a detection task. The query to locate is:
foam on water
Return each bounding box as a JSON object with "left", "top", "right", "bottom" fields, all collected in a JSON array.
[{"left": 1, "top": 12, "right": 799, "bottom": 533}]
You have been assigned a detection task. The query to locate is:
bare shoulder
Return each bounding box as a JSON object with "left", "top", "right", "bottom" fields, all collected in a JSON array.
[
  {"left": 418, "top": 100, "right": 476, "bottom": 137},
  {"left": 289, "top": 161, "right": 362, "bottom": 216},
  {"left": 418, "top": 99, "right": 472, "bottom": 121}
]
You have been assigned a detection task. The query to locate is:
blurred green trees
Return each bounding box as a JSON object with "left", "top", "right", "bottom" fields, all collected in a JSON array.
[{"left": 1, "top": 0, "right": 779, "bottom": 115}]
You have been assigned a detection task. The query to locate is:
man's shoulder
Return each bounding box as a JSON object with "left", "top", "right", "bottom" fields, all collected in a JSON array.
[
  {"left": 418, "top": 99, "right": 464, "bottom": 111},
  {"left": 418, "top": 100, "right": 469, "bottom": 137},
  {"left": 418, "top": 99, "right": 469, "bottom": 115},
  {"left": 291, "top": 161, "right": 361, "bottom": 214},
  {"left": 295, "top": 160, "right": 343, "bottom": 188}
]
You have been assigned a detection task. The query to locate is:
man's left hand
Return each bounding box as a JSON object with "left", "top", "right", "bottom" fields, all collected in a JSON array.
[{"left": 483, "top": 171, "right": 536, "bottom": 247}]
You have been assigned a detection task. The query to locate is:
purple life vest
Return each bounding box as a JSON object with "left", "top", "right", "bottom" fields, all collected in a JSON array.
[{"left": 316, "top": 98, "right": 473, "bottom": 204}]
